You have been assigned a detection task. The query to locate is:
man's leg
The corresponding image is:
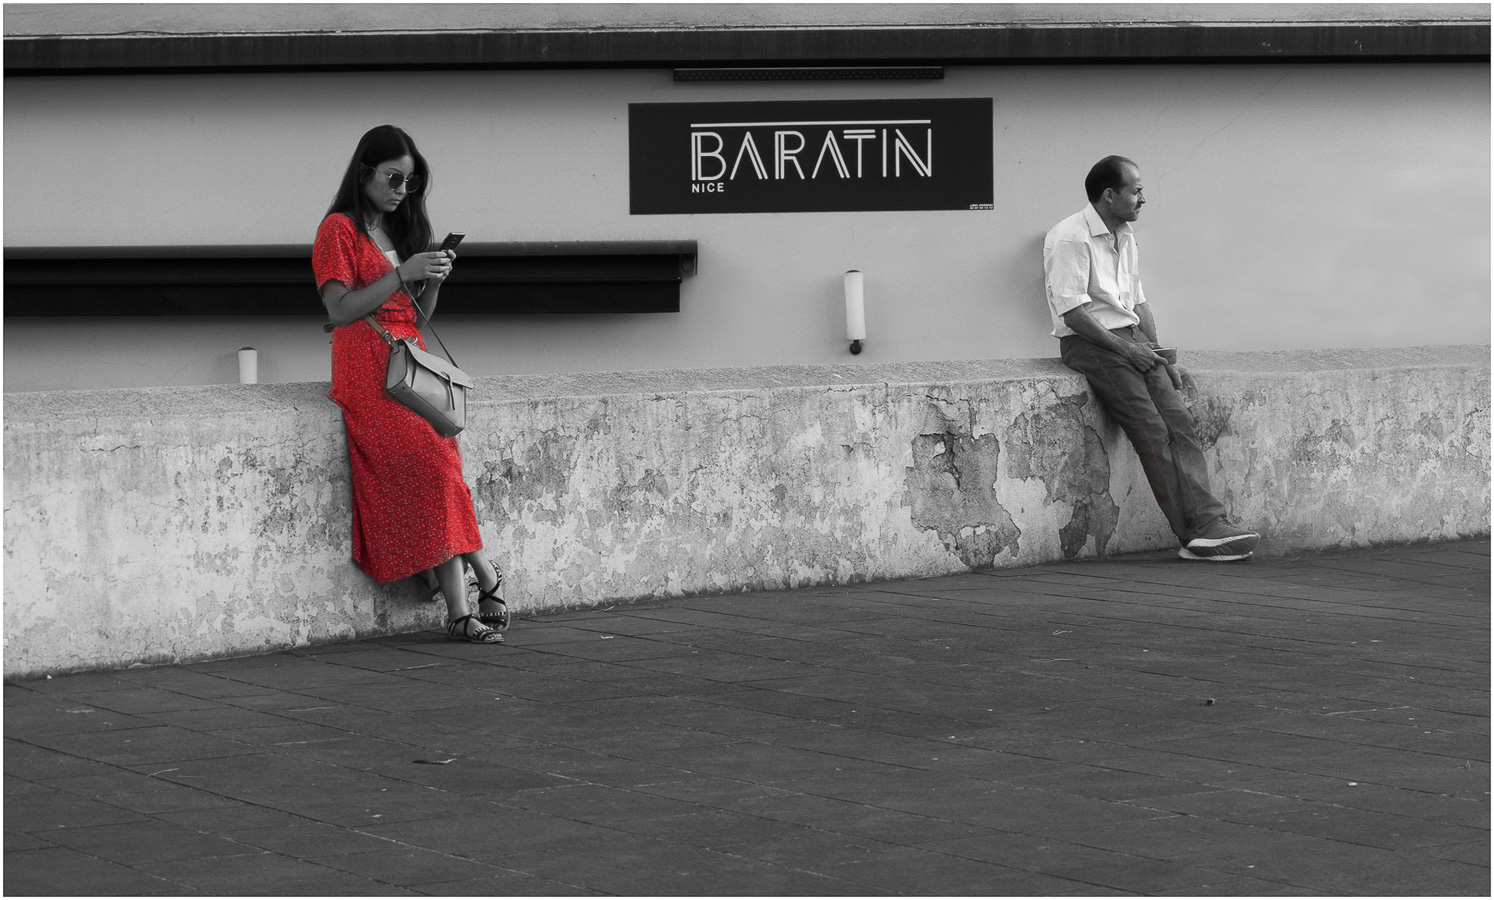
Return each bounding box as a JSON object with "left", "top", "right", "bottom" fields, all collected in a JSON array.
[
  {"left": 1139, "top": 349, "right": 1234, "bottom": 544},
  {"left": 1060, "top": 330, "right": 1229, "bottom": 546}
]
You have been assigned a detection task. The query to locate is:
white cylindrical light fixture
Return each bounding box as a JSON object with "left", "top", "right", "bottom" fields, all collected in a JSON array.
[
  {"left": 238, "top": 347, "right": 258, "bottom": 384},
  {"left": 844, "top": 270, "right": 866, "bottom": 355}
]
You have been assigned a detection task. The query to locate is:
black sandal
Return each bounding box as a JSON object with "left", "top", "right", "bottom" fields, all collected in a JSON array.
[
  {"left": 447, "top": 614, "right": 502, "bottom": 644},
  {"left": 473, "top": 575, "right": 510, "bottom": 633}
]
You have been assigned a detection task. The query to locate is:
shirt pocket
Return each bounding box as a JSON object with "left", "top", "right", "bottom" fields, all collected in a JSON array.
[{"left": 1117, "top": 251, "right": 1139, "bottom": 307}]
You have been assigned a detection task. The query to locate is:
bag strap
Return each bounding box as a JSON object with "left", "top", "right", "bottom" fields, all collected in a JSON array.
[
  {"left": 404, "top": 288, "right": 461, "bottom": 369},
  {"left": 360, "top": 267, "right": 460, "bottom": 369},
  {"left": 320, "top": 229, "right": 460, "bottom": 369},
  {"left": 363, "top": 304, "right": 461, "bottom": 371}
]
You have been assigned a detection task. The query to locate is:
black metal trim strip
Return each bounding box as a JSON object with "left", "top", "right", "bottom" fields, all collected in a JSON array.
[
  {"left": 675, "top": 66, "right": 945, "bottom": 81},
  {"left": 5, "top": 22, "right": 1487, "bottom": 75}
]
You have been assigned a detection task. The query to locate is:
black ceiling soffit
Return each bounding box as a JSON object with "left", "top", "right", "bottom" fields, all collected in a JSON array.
[{"left": 6, "top": 22, "right": 1488, "bottom": 75}]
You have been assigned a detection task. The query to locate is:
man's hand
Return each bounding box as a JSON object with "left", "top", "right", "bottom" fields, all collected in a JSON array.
[
  {"left": 1165, "top": 364, "right": 1195, "bottom": 391},
  {"left": 1122, "top": 341, "right": 1164, "bottom": 373},
  {"left": 1064, "top": 305, "right": 1160, "bottom": 370}
]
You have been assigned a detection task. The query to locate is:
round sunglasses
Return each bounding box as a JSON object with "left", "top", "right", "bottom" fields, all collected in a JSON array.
[{"left": 370, "top": 168, "right": 423, "bottom": 194}]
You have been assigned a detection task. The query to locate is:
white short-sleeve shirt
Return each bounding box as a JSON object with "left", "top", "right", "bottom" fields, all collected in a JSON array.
[{"left": 1042, "top": 204, "right": 1148, "bottom": 338}]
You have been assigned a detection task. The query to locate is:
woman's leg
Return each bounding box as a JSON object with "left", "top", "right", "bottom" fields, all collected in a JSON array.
[
  {"left": 435, "top": 555, "right": 500, "bottom": 642},
  {"left": 464, "top": 553, "right": 500, "bottom": 592},
  {"left": 462, "top": 552, "right": 508, "bottom": 626},
  {"left": 434, "top": 556, "right": 475, "bottom": 628}
]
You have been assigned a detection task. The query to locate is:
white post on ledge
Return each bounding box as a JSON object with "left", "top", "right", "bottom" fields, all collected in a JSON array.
[{"left": 237, "top": 347, "right": 258, "bottom": 384}]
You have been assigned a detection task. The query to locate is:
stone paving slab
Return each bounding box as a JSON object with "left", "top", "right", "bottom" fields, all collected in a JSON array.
[{"left": 5, "top": 540, "right": 1489, "bottom": 896}]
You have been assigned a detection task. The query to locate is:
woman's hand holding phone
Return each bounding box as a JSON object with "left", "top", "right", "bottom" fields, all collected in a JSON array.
[
  {"left": 419, "top": 233, "right": 464, "bottom": 282},
  {"left": 400, "top": 250, "right": 454, "bottom": 283}
]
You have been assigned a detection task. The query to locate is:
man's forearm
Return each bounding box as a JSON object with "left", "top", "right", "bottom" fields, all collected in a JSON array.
[
  {"left": 1062, "top": 304, "right": 1163, "bottom": 372},
  {"left": 1062, "top": 305, "right": 1134, "bottom": 355},
  {"left": 1135, "top": 303, "right": 1159, "bottom": 345}
]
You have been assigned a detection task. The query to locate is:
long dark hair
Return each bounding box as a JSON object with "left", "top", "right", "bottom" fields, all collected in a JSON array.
[{"left": 324, "top": 125, "right": 434, "bottom": 261}]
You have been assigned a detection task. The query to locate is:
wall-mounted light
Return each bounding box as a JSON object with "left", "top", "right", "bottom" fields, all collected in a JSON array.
[{"left": 844, "top": 270, "right": 866, "bottom": 355}]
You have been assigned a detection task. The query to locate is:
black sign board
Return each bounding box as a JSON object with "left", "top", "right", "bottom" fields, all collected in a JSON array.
[{"left": 630, "top": 98, "right": 993, "bottom": 215}]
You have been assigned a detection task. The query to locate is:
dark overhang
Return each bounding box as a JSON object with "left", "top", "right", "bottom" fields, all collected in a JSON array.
[
  {"left": 3, "top": 243, "right": 699, "bottom": 316},
  {"left": 6, "top": 19, "right": 1487, "bottom": 76}
]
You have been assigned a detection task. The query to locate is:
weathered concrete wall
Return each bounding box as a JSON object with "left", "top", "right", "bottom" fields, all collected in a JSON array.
[{"left": 4, "top": 346, "right": 1487, "bottom": 679}]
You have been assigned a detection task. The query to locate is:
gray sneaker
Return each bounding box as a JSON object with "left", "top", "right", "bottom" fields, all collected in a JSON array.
[
  {"left": 1185, "top": 520, "right": 1260, "bottom": 558},
  {"left": 1178, "top": 546, "right": 1253, "bottom": 562}
]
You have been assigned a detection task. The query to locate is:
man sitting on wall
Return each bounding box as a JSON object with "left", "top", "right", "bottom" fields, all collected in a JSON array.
[{"left": 1043, "top": 155, "right": 1260, "bottom": 561}]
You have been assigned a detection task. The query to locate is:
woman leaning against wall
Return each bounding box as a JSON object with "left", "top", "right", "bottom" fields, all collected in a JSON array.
[{"left": 312, "top": 124, "right": 510, "bottom": 644}]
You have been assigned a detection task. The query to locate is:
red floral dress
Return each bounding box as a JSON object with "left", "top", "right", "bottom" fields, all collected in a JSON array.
[{"left": 312, "top": 213, "right": 482, "bottom": 584}]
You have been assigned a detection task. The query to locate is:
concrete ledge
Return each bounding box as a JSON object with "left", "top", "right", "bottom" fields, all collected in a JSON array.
[{"left": 4, "top": 345, "right": 1488, "bottom": 679}]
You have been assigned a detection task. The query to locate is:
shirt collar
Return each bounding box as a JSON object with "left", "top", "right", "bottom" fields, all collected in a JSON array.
[{"left": 1083, "top": 203, "right": 1132, "bottom": 240}]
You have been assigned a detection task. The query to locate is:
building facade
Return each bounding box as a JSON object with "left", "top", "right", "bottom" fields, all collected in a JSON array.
[{"left": 4, "top": 3, "right": 1489, "bottom": 391}]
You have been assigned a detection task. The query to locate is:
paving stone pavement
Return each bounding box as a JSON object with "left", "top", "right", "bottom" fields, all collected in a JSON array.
[{"left": 5, "top": 540, "right": 1489, "bottom": 896}]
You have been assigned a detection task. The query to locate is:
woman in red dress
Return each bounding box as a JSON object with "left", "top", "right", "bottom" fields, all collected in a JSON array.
[{"left": 313, "top": 125, "right": 507, "bottom": 644}]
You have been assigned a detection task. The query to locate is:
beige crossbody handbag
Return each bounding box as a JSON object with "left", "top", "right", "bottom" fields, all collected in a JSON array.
[{"left": 362, "top": 303, "right": 474, "bottom": 438}]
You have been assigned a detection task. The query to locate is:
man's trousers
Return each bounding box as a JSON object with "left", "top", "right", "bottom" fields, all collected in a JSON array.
[{"left": 1060, "top": 327, "right": 1227, "bottom": 544}]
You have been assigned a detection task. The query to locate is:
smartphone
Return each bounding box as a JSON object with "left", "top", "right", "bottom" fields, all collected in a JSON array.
[{"left": 438, "top": 232, "right": 465, "bottom": 253}]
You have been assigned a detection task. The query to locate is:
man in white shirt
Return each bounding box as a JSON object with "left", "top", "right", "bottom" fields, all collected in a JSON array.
[{"left": 1043, "top": 156, "right": 1259, "bottom": 561}]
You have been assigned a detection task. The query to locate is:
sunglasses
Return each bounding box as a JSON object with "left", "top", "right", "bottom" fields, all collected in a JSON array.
[{"left": 369, "top": 168, "right": 423, "bottom": 193}]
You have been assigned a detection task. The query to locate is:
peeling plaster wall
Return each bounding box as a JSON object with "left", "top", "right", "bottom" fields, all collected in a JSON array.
[{"left": 4, "top": 346, "right": 1487, "bottom": 678}]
